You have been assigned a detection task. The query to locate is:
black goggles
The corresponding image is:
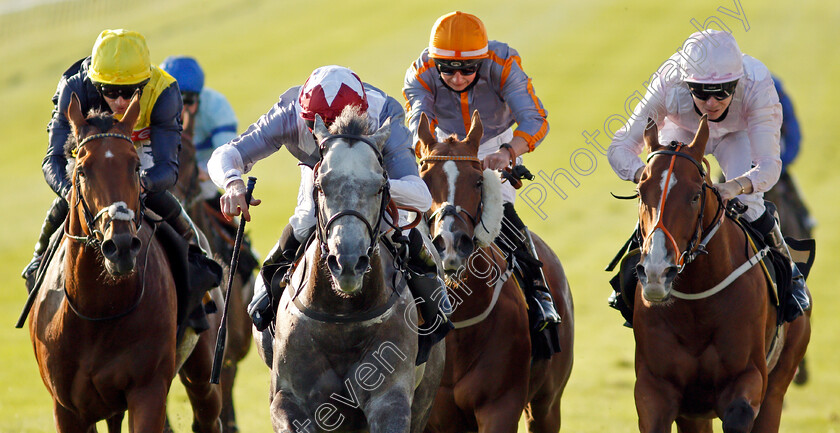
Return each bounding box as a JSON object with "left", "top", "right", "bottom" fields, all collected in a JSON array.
[
  {"left": 435, "top": 59, "right": 481, "bottom": 76},
  {"left": 96, "top": 79, "right": 148, "bottom": 100},
  {"left": 687, "top": 80, "right": 738, "bottom": 101},
  {"left": 181, "top": 92, "right": 199, "bottom": 106}
]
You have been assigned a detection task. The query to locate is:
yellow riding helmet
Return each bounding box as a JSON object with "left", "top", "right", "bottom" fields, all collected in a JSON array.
[
  {"left": 428, "top": 11, "right": 489, "bottom": 60},
  {"left": 88, "top": 29, "right": 152, "bottom": 85}
]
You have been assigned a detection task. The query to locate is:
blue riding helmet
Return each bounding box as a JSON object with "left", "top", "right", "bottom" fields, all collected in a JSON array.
[{"left": 160, "top": 55, "right": 205, "bottom": 94}]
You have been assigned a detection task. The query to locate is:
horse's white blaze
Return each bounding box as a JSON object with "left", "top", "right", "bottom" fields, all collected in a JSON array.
[
  {"left": 438, "top": 213, "right": 460, "bottom": 270},
  {"left": 659, "top": 169, "right": 677, "bottom": 204},
  {"left": 104, "top": 149, "right": 114, "bottom": 159},
  {"left": 443, "top": 161, "right": 458, "bottom": 204},
  {"left": 643, "top": 229, "right": 672, "bottom": 300}
]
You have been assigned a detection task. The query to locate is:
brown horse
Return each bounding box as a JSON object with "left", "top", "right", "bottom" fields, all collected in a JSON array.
[
  {"left": 632, "top": 115, "right": 811, "bottom": 432},
  {"left": 29, "top": 93, "right": 222, "bottom": 432},
  {"left": 416, "top": 112, "right": 574, "bottom": 433},
  {"left": 175, "top": 107, "right": 254, "bottom": 433}
]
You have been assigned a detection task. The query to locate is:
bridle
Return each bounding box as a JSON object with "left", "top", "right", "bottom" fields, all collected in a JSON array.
[
  {"left": 313, "top": 134, "right": 390, "bottom": 259},
  {"left": 65, "top": 132, "right": 144, "bottom": 248},
  {"left": 643, "top": 142, "right": 725, "bottom": 272},
  {"left": 419, "top": 154, "right": 488, "bottom": 236}
]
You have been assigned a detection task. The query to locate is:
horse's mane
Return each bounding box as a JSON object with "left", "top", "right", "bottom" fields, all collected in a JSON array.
[
  {"left": 64, "top": 108, "right": 120, "bottom": 177},
  {"left": 329, "top": 105, "right": 374, "bottom": 136}
]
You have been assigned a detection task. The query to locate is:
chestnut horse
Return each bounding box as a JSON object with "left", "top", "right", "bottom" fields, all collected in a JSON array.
[
  {"left": 175, "top": 107, "right": 254, "bottom": 433},
  {"left": 633, "top": 115, "right": 810, "bottom": 432},
  {"left": 416, "top": 112, "right": 574, "bottom": 433},
  {"left": 29, "top": 93, "right": 222, "bottom": 432}
]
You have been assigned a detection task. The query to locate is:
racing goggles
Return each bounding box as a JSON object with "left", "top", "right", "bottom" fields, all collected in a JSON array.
[
  {"left": 435, "top": 59, "right": 482, "bottom": 76},
  {"left": 96, "top": 79, "right": 149, "bottom": 100},
  {"left": 687, "top": 80, "right": 738, "bottom": 101},
  {"left": 181, "top": 92, "right": 199, "bottom": 106}
]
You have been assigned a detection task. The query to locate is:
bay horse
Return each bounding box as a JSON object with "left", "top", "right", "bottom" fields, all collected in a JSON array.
[
  {"left": 263, "top": 107, "right": 444, "bottom": 433},
  {"left": 175, "top": 106, "right": 254, "bottom": 433},
  {"left": 633, "top": 115, "right": 810, "bottom": 432},
  {"left": 29, "top": 93, "right": 222, "bottom": 432},
  {"left": 415, "top": 111, "right": 574, "bottom": 433}
]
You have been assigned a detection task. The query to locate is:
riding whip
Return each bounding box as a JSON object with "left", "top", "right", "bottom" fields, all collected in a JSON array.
[{"left": 211, "top": 176, "right": 256, "bottom": 384}]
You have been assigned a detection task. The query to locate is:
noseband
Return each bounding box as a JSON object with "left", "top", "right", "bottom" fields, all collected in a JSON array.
[
  {"left": 66, "top": 132, "right": 143, "bottom": 248},
  {"left": 644, "top": 142, "right": 724, "bottom": 272},
  {"left": 314, "top": 134, "right": 390, "bottom": 258},
  {"left": 419, "top": 155, "right": 487, "bottom": 236}
]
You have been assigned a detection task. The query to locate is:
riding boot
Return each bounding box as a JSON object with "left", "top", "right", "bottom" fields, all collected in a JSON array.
[
  {"left": 500, "top": 203, "right": 561, "bottom": 331},
  {"left": 249, "top": 223, "right": 303, "bottom": 331},
  {"left": 22, "top": 197, "right": 69, "bottom": 290},
  {"left": 766, "top": 220, "right": 811, "bottom": 322}
]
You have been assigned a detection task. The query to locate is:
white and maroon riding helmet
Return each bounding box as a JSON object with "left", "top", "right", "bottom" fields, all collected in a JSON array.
[{"left": 299, "top": 65, "right": 368, "bottom": 124}]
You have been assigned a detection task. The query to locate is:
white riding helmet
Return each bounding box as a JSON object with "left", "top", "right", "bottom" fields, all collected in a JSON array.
[{"left": 680, "top": 30, "right": 744, "bottom": 84}]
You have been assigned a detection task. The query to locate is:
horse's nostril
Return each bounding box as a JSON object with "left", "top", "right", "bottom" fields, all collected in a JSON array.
[
  {"left": 665, "top": 266, "right": 678, "bottom": 282},
  {"left": 130, "top": 237, "right": 141, "bottom": 256},
  {"left": 432, "top": 236, "right": 445, "bottom": 254},
  {"left": 327, "top": 255, "right": 342, "bottom": 275},
  {"left": 456, "top": 233, "right": 474, "bottom": 257},
  {"left": 636, "top": 263, "right": 647, "bottom": 281},
  {"left": 354, "top": 255, "right": 370, "bottom": 274},
  {"left": 101, "top": 240, "right": 117, "bottom": 260}
]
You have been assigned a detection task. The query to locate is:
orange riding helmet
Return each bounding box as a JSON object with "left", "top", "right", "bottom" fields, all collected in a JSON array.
[{"left": 428, "top": 11, "right": 489, "bottom": 60}]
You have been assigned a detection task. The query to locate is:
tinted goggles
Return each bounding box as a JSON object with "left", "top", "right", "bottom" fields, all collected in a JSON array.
[
  {"left": 687, "top": 80, "right": 738, "bottom": 101},
  {"left": 435, "top": 59, "right": 481, "bottom": 76},
  {"left": 181, "top": 92, "right": 199, "bottom": 106},
  {"left": 96, "top": 79, "right": 148, "bottom": 100}
]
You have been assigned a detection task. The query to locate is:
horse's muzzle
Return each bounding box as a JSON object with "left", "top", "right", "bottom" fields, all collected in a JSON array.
[
  {"left": 101, "top": 232, "right": 142, "bottom": 276},
  {"left": 636, "top": 261, "right": 677, "bottom": 302},
  {"left": 433, "top": 231, "right": 474, "bottom": 272},
  {"left": 326, "top": 253, "right": 369, "bottom": 294}
]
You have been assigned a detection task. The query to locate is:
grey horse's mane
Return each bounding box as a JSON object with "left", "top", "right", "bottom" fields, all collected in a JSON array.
[{"left": 329, "top": 105, "right": 374, "bottom": 137}]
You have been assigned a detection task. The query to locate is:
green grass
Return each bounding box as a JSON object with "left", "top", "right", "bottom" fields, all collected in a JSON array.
[{"left": 1, "top": 0, "right": 839, "bottom": 431}]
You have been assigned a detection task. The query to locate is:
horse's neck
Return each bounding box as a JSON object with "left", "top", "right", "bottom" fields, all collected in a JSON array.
[
  {"left": 679, "top": 214, "right": 746, "bottom": 287},
  {"left": 303, "top": 244, "right": 390, "bottom": 315},
  {"left": 447, "top": 245, "right": 509, "bottom": 320}
]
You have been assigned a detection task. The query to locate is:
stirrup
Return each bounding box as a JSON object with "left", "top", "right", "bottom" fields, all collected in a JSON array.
[
  {"left": 21, "top": 254, "right": 42, "bottom": 280},
  {"left": 530, "top": 290, "right": 561, "bottom": 332}
]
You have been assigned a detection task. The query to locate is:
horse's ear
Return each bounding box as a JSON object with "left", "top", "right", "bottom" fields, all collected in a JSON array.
[
  {"left": 119, "top": 90, "right": 142, "bottom": 132},
  {"left": 312, "top": 114, "right": 330, "bottom": 143},
  {"left": 643, "top": 118, "right": 659, "bottom": 153},
  {"left": 66, "top": 92, "right": 87, "bottom": 135},
  {"left": 416, "top": 112, "right": 436, "bottom": 157},
  {"left": 369, "top": 117, "right": 392, "bottom": 151},
  {"left": 466, "top": 110, "right": 483, "bottom": 150},
  {"left": 689, "top": 114, "right": 709, "bottom": 154}
]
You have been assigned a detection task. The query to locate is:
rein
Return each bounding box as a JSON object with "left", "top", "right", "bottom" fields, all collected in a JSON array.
[{"left": 644, "top": 143, "right": 724, "bottom": 272}]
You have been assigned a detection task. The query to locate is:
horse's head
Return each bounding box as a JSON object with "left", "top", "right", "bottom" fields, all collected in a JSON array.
[
  {"left": 66, "top": 92, "right": 143, "bottom": 276},
  {"left": 636, "top": 115, "right": 712, "bottom": 301},
  {"left": 417, "top": 111, "right": 503, "bottom": 273},
  {"left": 312, "top": 106, "right": 390, "bottom": 295}
]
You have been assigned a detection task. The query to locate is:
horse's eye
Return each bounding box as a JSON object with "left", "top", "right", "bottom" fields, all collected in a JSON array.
[
  {"left": 692, "top": 192, "right": 701, "bottom": 203},
  {"left": 476, "top": 178, "right": 483, "bottom": 188},
  {"left": 77, "top": 168, "right": 86, "bottom": 178},
  {"left": 135, "top": 164, "right": 140, "bottom": 173}
]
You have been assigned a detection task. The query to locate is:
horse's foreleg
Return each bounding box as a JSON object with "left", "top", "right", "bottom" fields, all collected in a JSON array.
[
  {"left": 105, "top": 412, "right": 124, "bottom": 433},
  {"left": 269, "top": 390, "right": 311, "bottom": 433},
  {"left": 474, "top": 395, "right": 525, "bottom": 433},
  {"left": 634, "top": 369, "right": 681, "bottom": 433},
  {"left": 716, "top": 366, "right": 764, "bottom": 433},
  {"left": 52, "top": 401, "right": 93, "bottom": 433},
  {"left": 366, "top": 391, "right": 412, "bottom": 433},
  {"left": 125, "top": 382, "right": 168, "bottom": 433}
]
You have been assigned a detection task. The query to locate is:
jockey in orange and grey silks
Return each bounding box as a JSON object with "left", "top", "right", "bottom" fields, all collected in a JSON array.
[
  {"left": 44, "top": 31, "right": 182, "bottom": 200},
  {"left": 404, "top": 40, "right": 548, "bottom": 152}
]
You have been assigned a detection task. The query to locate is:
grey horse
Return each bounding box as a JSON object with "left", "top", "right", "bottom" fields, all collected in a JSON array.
[{"left": 254, "top": 107, "right": 444, "bottom": 433}]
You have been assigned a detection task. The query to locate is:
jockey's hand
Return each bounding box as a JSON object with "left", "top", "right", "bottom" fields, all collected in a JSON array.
[
  {"left": 483, "top": 149, "right": 511, "bottom": 171},
  {"left": 220, "top": 179, "right": 261, "bottom": 222},
  {"left": 713, "top": 177, "right": 751, "bottom": 201}
]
